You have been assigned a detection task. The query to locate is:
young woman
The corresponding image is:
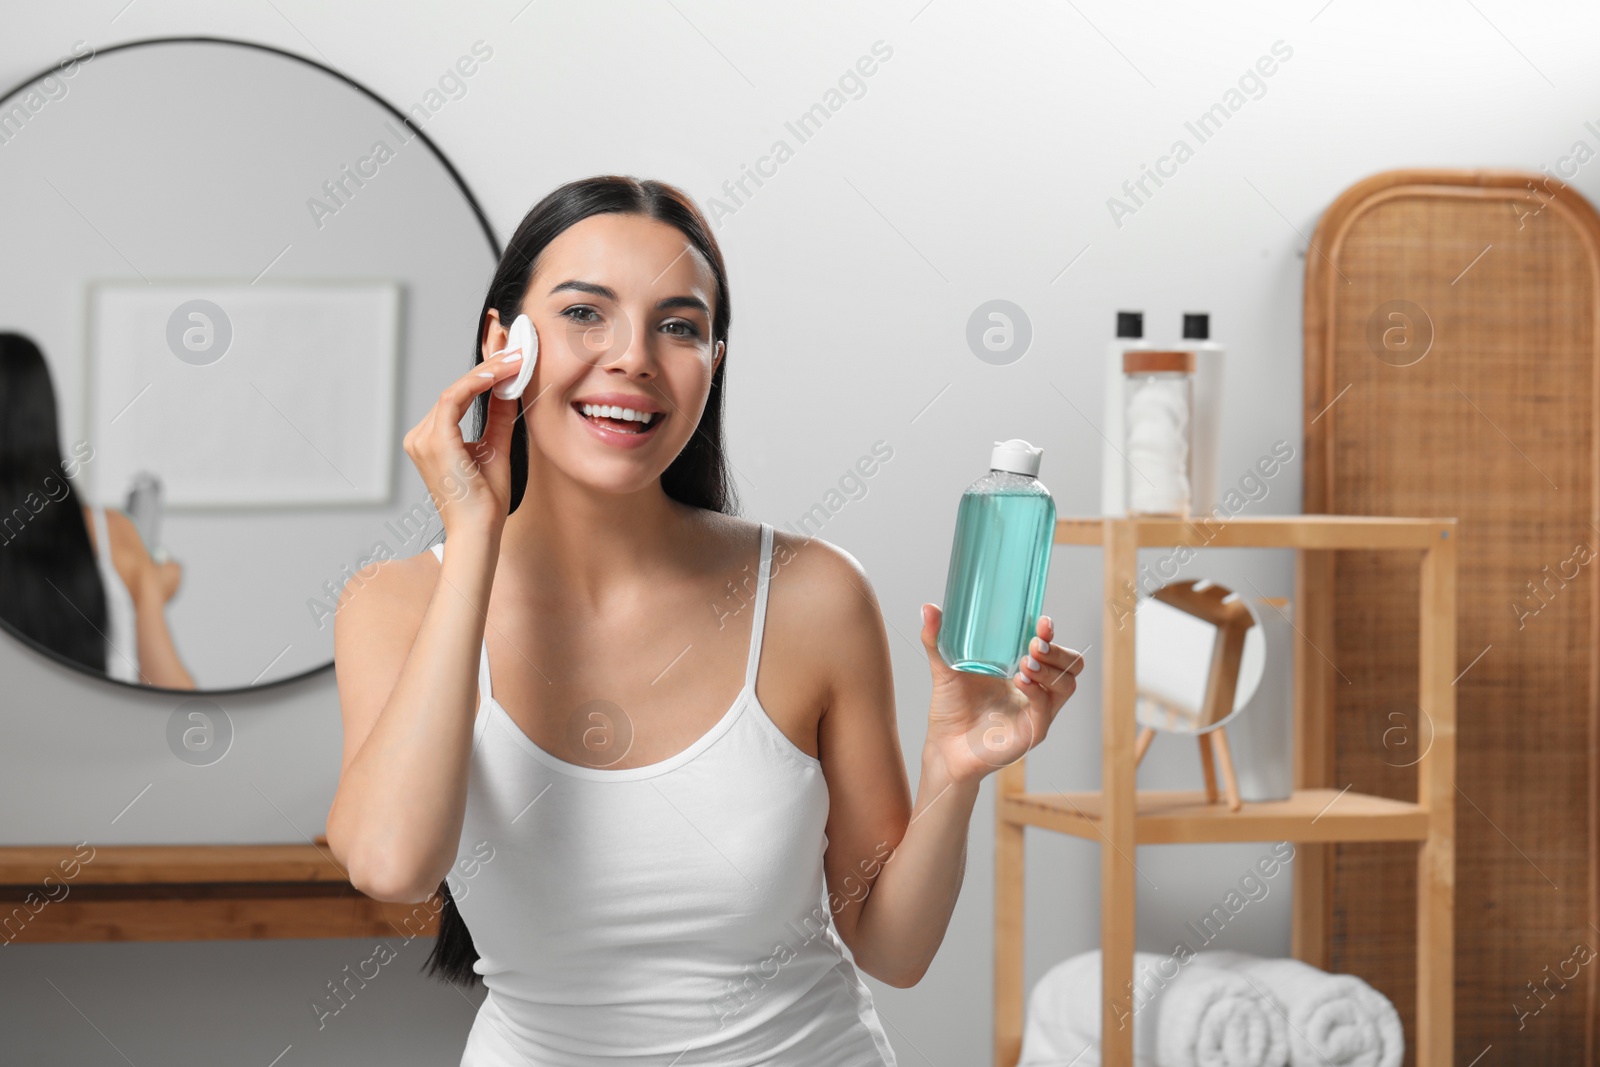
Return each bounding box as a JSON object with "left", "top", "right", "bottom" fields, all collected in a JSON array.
[
  {"left": 0, "top": 332, "right": 194, "bottom": 689},
  {"left": 326, "top": 176, "right": 1082, "bottom": 1065}
]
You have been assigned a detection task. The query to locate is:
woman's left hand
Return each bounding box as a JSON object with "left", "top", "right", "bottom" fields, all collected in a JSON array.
[
  {"left": 140, "top": 555, "right": 183, "bottom": 605},
  {"left": 917, "top": 604, "right": 1085, "bottom": 784}
]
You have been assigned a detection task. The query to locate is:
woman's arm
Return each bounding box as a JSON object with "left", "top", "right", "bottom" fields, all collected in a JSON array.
[
  {"left": 325, "top": 532, "right": 499, "bottom": 902},
  {"left": 809, "top": 543, "right": 1081, "bottom": 988},
  {"left": 101, "top": 508, "right": 194, "bottom": 690},
  {"left": 325, "top": 346, "right": 523, "bottom": 903},
  {"left": 130, "top": 561, "right": 195, "bottom": 689}
]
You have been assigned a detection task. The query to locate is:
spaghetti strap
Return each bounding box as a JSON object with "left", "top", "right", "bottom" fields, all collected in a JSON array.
[
  {"left": 432, "top": 540, "right": 494, "bottom": 707},
  {"left": 744, "top": 523, "right": 773, "bottom": 691}
]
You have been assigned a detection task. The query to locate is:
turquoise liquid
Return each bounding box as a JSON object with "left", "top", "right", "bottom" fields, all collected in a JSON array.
[{"left": 937, "top": 473, "right": 1056, "bottom": 676}]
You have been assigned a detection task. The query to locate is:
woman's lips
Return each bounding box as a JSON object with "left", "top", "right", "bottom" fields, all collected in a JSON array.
[{"left": 572, "top": 402, "right": 665, "bottom": 448}]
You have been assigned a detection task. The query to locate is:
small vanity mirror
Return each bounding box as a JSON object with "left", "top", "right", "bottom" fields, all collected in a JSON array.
[
  {"left": 1133, "top": 578, "right": 1268, "bottom": 811},
  {"left": 1134, "top": 578, "right": 1265, "bottom": 735},
  {"left": 0, "top": 38, "right": 496, "bottom": 692}
]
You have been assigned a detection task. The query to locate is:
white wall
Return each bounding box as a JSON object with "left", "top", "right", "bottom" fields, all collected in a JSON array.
[{"left": 4, "top": 1, "right": 1599, "bottom": 1063}]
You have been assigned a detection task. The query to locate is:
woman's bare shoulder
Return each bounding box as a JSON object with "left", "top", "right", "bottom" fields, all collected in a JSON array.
[
  {"left": 770, "top": 528, "right": 872, "bottom": 591},
  {"left": 695, "top": 512, "right": 867, "bottom": 581},
  {"left": 765, "top": 528, "right": 885, "bottom": 649},
  {"left": 682, "top": 511, "right": 884, "bottom": 631},
  {"left": 333, "top": 545, "right": 443, "bottom": 643},
  {"left": 764, "top": 529, "right": 891, "bottom": 725}
]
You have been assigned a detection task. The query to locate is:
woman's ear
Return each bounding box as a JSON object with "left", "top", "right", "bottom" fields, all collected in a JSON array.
[
  {"left": 712, "top": 339, "right": 725, "bottom": 373},
  {"left": 480, "top": 308, "right": 508, "bottom": 364}
]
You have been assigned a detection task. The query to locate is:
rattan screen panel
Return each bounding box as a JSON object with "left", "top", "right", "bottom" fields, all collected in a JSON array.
[{"left": 1303, "top": 169, "right": 1599, "bottom": 1066}]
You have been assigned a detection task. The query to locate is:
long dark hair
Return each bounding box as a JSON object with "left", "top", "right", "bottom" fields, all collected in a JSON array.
[
  {"left": 424, "top": 176, "right": 738, "bottom": 986},
  {"left": 0, "top": 332, "right": 108, "bottom": 673}
]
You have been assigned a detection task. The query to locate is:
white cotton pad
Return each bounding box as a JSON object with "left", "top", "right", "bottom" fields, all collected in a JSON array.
[{"left": 491, "top": 313, "right": 538, "bottom": 400}]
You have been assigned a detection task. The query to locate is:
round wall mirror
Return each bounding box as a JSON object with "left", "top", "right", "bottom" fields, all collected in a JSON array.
[
  {"left": 0, "top": 37, "right": 498, "bottom": 692},
  {"left": 1133, "top": 578, "right": 1266, "bottom": 735}
]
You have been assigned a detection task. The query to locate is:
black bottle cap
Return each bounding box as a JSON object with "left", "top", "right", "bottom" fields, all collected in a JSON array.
[
  {"left": 1116, "top": 311, "right": 1143, "bottom": 339},
  {"left": 1182, "top": 313, "right": 1210, "bottom": 340}
]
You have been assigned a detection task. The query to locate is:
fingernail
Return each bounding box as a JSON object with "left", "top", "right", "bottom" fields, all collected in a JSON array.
[
  {"left": 1038, "top": 639, "right": 1051, "bottom": 654},
  {"left": 477, "top": 371, "right": 495, "bottom": 378},
  {"left": 501, "top": 350, "right": 524, "bottom": 362},
  {"left": 1026, "top": 656, "right": 1041, "bottom": 672},
  {"left": 1043, "top": 615, "right": 1052, "bottom": 628}
]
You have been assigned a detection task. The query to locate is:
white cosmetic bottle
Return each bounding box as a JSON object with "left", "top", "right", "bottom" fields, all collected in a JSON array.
[
  {"left": 1181, "top": 312, "right": 1225, "bottom": 515},
  {"left": 1100, "top": 310, "right": 1150, "bottom": 515}
]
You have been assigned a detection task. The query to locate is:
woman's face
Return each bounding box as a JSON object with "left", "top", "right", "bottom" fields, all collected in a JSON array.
[{"left": 482, "top": 211, "right": 723, "bottom": 494}]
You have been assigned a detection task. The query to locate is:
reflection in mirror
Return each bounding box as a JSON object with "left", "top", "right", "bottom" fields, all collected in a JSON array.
[
  {"left": 1134, "top": 578, "right": 1265, "bottom": 735},
  {"left": 1, "top": 331, "right": 195, "bottom": 687},
  {"left": 0, "top": 38, "right": 496, "bottom": 691}
]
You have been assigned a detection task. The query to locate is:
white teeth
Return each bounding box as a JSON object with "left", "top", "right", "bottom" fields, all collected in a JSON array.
[{"left": 579, "top": 402, "right": 656, "bottom": 426}]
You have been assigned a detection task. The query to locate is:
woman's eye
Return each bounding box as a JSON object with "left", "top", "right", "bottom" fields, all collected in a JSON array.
[
  {"left": 661, "top": 320, "right": 700, "bottom": 338},
  {"left": 562, "top": 306, "right": 601, "bottom": 324}
]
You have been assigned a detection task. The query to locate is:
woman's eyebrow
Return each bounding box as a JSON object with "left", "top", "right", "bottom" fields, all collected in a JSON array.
[
  {"left": 656, "top": 295, "right": 710, "bottom": 315},
  {"left": 549, "top": 280, "right": 616, "bottom": 300},
  {"left": 549, "top": 280, "right": 709, "bottom": 316}
]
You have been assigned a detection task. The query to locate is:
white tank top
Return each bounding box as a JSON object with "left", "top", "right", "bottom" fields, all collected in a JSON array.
[
  {"left": 91, "top": 506, "right": 139, "bottom": 684},
  {"left": 431, "top": 522, "right": 898, "bottom": 1066}
]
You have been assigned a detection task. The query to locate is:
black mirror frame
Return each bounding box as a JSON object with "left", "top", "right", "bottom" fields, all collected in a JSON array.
[{"left": 0, "top": 35, "right": 503, "bottom": 697}]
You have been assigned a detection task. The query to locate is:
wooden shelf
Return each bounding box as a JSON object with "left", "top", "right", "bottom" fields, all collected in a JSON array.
[
  {"left": 1053, "top": 514, "right": 1451, "bottom": 549},
  {"left": 0, "top": 884, "right": 435, "bottom": 944},
  {"left": 1002, "top": 788, "right": 1429, "bottom": 844},
  {"left": 0, "top": 839, "right": 434, "bottom": 943},
  {"left": 0, "top": 843, "right": 347, "bottom": 885},
  {"left": 993, "top": 515, "right": 1456, "bottom": 1067}
]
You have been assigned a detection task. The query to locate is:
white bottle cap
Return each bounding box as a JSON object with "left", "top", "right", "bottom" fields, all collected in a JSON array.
[{"left": 991, "top": 438, "right": 1043, "bottom": 477}]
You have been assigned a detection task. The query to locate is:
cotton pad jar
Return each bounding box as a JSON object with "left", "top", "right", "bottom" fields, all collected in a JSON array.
[{"left": 1122, "top": 349, "right": 1194, "bottom": 517}]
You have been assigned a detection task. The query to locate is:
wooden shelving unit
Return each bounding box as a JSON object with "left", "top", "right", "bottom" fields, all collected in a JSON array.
[{"left": 993, "top": 515, "right": 1456, "bottom": 1067}]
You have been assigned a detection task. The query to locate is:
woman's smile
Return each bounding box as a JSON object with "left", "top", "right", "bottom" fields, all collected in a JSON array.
[{"left": 570, "top": 397, "right": 668, "bottom": 448}]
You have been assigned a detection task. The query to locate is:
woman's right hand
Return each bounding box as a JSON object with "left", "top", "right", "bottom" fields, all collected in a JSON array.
[{"left": 403, "top": 347, "right": 527, "bottom": 541}]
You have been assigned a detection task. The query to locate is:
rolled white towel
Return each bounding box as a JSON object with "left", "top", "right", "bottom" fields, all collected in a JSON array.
[
  {"left": 1018, "top": 1014, "right": 1101, "bottom": 1067},
  {"left": 1018, "top": 949, "right": 1162, "bottom": 1067},
  {"left": 1195, "top": 951, "right": 1403, "bottom": 1067},
  {"left": 1019, "top": 950, "right": 1286, "bottom": 1067},
  {"left": 1157, "top": 962, "right": 1289, "bottom": 1067}
]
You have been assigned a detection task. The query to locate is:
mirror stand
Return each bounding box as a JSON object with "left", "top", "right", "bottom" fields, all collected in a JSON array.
[{"left": 1135, "top": 724, "right": 1243, "bottom": 812}]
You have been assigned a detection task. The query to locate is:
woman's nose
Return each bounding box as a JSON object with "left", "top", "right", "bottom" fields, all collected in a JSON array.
[{"left": 592, "top": 311, "right": 651, "bottom": 374}]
